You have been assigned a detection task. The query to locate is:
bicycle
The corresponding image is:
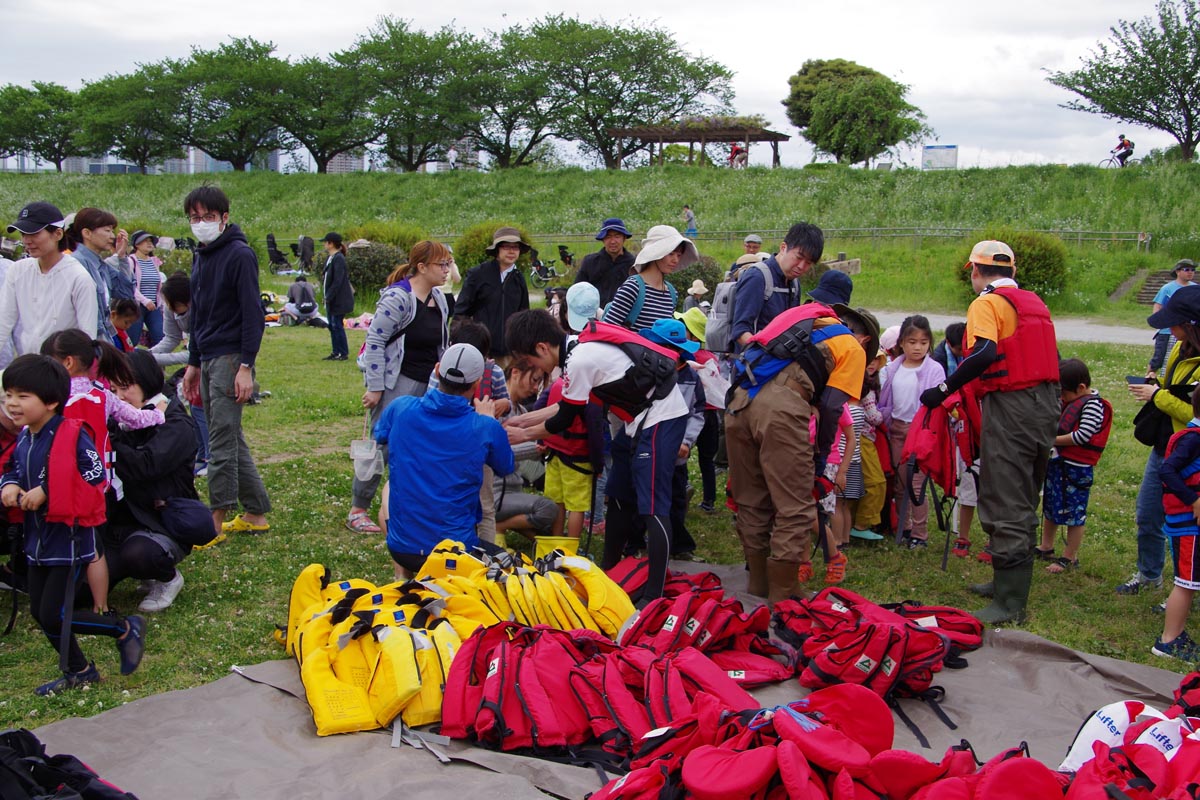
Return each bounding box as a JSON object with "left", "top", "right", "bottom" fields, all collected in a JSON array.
[
  {"left": 529, "top": 246, "right": 575, "bottom": 288},
  {"left": 1098, "top": 151, "right": 1137, "bottom": 168}
]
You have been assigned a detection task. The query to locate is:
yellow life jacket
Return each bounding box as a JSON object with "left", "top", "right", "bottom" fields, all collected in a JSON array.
[
  {"left": 478, "top": 567, "right": 515, "bottom": 620},
  {"left": 329, "top": 610, "right": 381, "bottom": 692},
  {"left": 547, "top": 554, "right": 636, "bottom": 639},
  {"left": 300, "top": 643, "right": 379, "bottom": 736},
  {"left": 366, "top": 624, "right": 422, "bottom": 727},
  {"left": 294, "top": 589, "right": 371, "bottom": 667},
  {"left": 415, "top": 540, "right": 490, "bottom": 582},
  {"left": 402, "top": 619, "right": 461, "bottom": 727},
  {"left": 541, "top": 570, "right": 602, "bottom": 633},
  {"left": 502, "top": 569, "right": 539, "bottom": 627},
  {"left": 282, "top": 564, "right": 331, "bottom": 656}
]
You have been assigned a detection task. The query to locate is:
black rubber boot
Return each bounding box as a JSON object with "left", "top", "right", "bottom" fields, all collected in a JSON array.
[{"left": 974, "top": 563, "right": 1033, "bottom": 625}]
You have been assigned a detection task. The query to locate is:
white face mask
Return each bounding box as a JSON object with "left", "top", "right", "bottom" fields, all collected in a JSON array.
[{"left": 191, "top": 220, "right": 222, "bottom": 245}]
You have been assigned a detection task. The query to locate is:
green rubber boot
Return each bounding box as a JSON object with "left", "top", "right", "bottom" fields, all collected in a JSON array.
[
  {"left": 968, "top": 581, "right": 994, "bottom": 598},
  {"left": 974, "top": 563, "right": 1033, "bottom": 625}
]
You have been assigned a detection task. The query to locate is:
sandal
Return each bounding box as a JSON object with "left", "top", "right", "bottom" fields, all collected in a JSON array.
[
  {"left": 1034, "top": 546, "right": 1056, "bottom": 561},
  {"left": 192, "top": 532, "right": 227, "bottom": 551},
  {"left": 1045, "top": 556, "right": 1079, "bottom": 574},
  {"left": 221, "top": 514, "right": 270, "bottom": 534},
  {"left": 346, "top": 511, "right": 381, "bottom": 534}
]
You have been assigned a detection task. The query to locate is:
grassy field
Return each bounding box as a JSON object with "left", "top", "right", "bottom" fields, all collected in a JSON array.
[
  {"left": 0, "top": 323, "right": 1184, "bottom": 730},
  {"left": 0, "top": 164, "right": 1194, "bottom": 326}
]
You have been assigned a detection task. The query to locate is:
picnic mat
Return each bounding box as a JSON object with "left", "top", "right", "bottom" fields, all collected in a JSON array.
[{"left": 35, "top": 562, "right": 1187, "bottom": 800}]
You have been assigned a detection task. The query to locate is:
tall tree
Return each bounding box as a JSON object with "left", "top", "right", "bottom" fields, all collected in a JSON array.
[
  {"left": 783, "top": 59, "right": 881, "bottom": 131},
  {"left": 806, "top": 75, "right": 931, "bottom": 165},
  {"left": 5, "top": 83, "right": 87, "bottom": 171},
  {"left": 177, "top": 37, "right": 288, "bottom": 171},
  {"left": 461, "top": 27, "right": 566, "bottom": 169},
  {"left": 0, "top": 85, "right": 29, "bottom": 160},
  {"left": 533, "top": 15, "right": 734, "bottom": 169},
  {"left": 78, "top": 64, "right": 188, "bottom": 173},
  {"left": 273, "top": 54, "right": 380, "bottom": 173},
  {"left": 1047, "top": 0, "right": 1200, "bottom": 160},
  {"left": 354, "top": 19, "right": 474, "bottom": 173}
]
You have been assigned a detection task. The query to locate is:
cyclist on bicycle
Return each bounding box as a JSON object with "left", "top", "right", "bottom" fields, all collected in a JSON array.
[
  {"left": 1113, "top": 134, "right": 1135, "bottom": 166},
  {"left": 729, "top": 143, "right": 748, "bottom": 168}
]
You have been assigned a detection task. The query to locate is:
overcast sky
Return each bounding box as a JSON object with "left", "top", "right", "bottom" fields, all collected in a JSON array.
[{"left": 4, "top": 0, "right": 1177, "bottom": 168}]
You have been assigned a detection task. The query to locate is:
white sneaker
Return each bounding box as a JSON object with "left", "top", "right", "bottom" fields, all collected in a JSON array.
[{"left": 139, "top": 570, "right": 184, "bottom": 612}]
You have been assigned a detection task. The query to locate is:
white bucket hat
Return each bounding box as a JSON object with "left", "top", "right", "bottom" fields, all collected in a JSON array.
[{"left": 633, "top": 225, "right": 699, "bottom": 272}]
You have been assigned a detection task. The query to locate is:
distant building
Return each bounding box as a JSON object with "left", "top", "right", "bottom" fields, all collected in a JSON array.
[
  {"left": 160, "top": 157, "right": 190, "bottom": 174},
  {"left": 326, "top": 152, "right": 364, "bottom": 174}
]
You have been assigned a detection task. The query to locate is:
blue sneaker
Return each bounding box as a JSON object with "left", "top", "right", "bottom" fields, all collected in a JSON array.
[
  {"left": 1152, "top": 630, "right": 1200, "bottom": 662},
  {"left": 35, "top": 662, "right": 100, "bottom": 696},
  {"left": 117, "top": 615, "right": 146, "bottom": 675}
]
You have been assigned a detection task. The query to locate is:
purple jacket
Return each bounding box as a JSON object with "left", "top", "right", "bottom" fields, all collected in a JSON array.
[{"left": 877, "top": 356, "right": 946, "bottom": 426}]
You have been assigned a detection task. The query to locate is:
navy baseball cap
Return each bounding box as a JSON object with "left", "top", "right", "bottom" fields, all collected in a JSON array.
[{"left": 7, "top": 202, "right": 66, "bottom": 234}]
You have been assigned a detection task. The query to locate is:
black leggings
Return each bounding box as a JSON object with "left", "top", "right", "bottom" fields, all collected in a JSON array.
[
  {"left": 27, "top": 563, "right": 125, "bottom": 674},
  {"left": 105, "top": 535, "right": 179, "bottom": 586},
  {"left": 697, "top": 410, "right": 720, "bottom": 505}
]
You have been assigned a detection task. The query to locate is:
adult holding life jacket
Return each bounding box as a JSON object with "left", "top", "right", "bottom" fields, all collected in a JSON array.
[
  {"left": 350, "top": 240, "right": 451, "bottom": 534},
  {"left": 0, "top": 203, "right": 97, "bottom": 369},
  {"left": 725, "top": 301, "right": 878, "bottom": 605},
  {"left": 730, "top": 222, "right": 824, "bottom": 350},
  {"left": 602, "top": 225, "right": 697, "bottom": 330},
  {"left": 574, "top": 217, "right": 635, "bottom": 308},
  {"left": 126, "top": 230, "right": 166, "bottom": 346},
  {"left": 454, "top": 226, "right": 530, "bottom": 365},
  {"left": 104, "top": 350, "right": 201, "bottom": 613},
  {"left": 505, "top": 309, "right": 690, "bottom": 603},
  {"left": 1122, "top": 285, "right": 1200, "bottom": 598},
  {"left": 919, "top": 240, "right": 1060, "bottom": 625},
  {"left": 320, "top": 232, "right": 353, "bottom": 361}
]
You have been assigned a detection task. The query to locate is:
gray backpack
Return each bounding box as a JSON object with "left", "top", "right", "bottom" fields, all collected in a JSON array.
[{"left": 706, "top": 262, "right": 792, "bottom": 353}]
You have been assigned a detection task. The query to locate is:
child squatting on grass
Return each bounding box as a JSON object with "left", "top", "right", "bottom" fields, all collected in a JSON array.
[
  {"left": 1154, "top": 388, "right": 1200, "bottom": 662},
  {"left": 0, "top": 355, "right": 146, "bottom": 695}
]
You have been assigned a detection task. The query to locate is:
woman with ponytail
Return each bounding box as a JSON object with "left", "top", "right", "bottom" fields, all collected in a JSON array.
[
  {"left": 348, "top": 241, "right": 450, "bottom": 533},
  {"left": 65, "top": 207, "right": 125, "bottom": 341}
]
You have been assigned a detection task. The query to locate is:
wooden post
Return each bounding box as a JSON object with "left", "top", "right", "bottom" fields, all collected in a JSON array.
[
  {"left": 771, "top": 141, "right": 781, "bottom": 168},
  {"left": 616, "top": 137, "right": 622, "bottom": 170},
  {"left": 688, "top": 142, "right": 694, "bottom": 165},
  {"left": 659, "top": 137, "right": 665, "bottom": 167}
]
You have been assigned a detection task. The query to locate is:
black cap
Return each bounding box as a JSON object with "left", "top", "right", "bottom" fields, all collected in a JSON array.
[
  {"left": 1148, "top": 284, "right": 1200, "bottom": 329},
  {"left": 7, "top": 202, "right": 66, "bottom": 234},
  {"left": 320, "top": 232, "right": 343, "bottom": 244},
  {"left": 130, "top": 230, "right": 158, "bottom": 248}
]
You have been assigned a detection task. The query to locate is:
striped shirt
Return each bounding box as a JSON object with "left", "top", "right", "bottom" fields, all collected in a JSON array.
[
  {"left": 137, "top": 258, "right": 160, "bottom": 301},
  {"left": 603, "top": 276, "right": 677, "bottom": 329},
  {"left": 1068, "top": 395, "right": 1108, "bottom": 448}
]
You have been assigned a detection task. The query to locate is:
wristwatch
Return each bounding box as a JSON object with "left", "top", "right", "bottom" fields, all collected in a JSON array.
[
  {"left": 938, "top": 382, "right": 949, "bottom": 394},
  {"left": 240, "top": 362, "right": 253, "bottom": 370}
]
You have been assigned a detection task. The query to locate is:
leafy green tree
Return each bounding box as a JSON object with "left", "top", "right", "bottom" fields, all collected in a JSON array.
[
  {"left": 807, "top": 74, "right": 931, "bottom": 164},
  {"left": 461, "top": 27, "right": 567, "bottom": 169},
  {"left": 353, "top": 18, "right": 475, "bottom": 173},
  {"left": 1047, "top": 0, "right": 1200, "bottom": 161},
  {"left": 78, "top": 64, "right": 188, "bottom": 173},
  {"left": 3, "top": 83, "right": 87, "bottom": 171},
  {"left": 532, "top": 15, "right": 734, "bottom": 169},
  {"left": 783, "top": 59, "right": 881, "bottom": 131},
  {"left": 273, "top": 54, "right": 380, "bottom": 173},
  {"left": 176, "top": 37, "right": 288, "bottom": 171}
]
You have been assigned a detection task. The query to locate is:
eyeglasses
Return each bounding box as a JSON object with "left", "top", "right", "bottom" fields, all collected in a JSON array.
[
  {"left": 435, "top": 261, "right": 452, "bottom": 268},
  {"left": 186, "top": 212, "right": 221, "bottom": 224},
  {"left": 1179, "top": 267, "right": 1196, "bottom": 271}
]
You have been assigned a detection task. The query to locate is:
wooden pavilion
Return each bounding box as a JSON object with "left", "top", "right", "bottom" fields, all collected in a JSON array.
[{"left": 607, "top": 122, "right": 791, "bottom": 168}]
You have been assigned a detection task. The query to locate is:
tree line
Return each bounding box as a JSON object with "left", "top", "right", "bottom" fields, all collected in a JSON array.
[{"left": 0, "top": 16, "right": 733, "bottom": 174}]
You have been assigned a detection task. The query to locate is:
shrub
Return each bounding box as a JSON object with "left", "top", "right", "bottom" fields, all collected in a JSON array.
[
  {"left": 957, "top": 226, "right": 1069, "bottom": 297},
  {"left": 453, "top": 221, "right": 538, "bottom": 274},
  {"left": 346, "top": 243, "right": 409, "bottom": 295},
  {"left": 667, "top": 254, "right": 724, "bottom": 303},
  {"left": 343, "top": 221, "right": 428, "bottom": 250}
]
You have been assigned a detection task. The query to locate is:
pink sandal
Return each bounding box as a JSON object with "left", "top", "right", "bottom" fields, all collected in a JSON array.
[{"left": 346, "top": 511, "right": 381, "bottom": 534}]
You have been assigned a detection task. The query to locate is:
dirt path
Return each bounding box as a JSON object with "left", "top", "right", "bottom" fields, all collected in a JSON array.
[{"left": 873, "top": 312, "right": 1150, "bottom": 345}]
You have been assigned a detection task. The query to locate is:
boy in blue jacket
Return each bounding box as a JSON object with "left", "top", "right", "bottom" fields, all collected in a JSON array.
[
  {"left": 376, "top": 343, "right": 515, "bottom": 578},
  {"left": 1, "top": 355, "right": 145, "bottom": 695}
]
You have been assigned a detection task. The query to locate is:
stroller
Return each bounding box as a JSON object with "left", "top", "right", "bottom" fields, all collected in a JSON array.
[
  {"left": 289, "top": 236, "right": 315, "bottom": 272},
  {"left": 266, "top": 234, "right": 293, "bottom": 273}
]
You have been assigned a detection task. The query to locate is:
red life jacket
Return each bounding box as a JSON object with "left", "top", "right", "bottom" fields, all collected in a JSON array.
[
  {"left": 474, "top": 358, "right": 496, "bottom": 400},
  {"left": 64, "top": 385, "right": 113, "bottom": 487},
  {"left": 967, "top": 286, "right": 1059, "bottom": 395},
  {"left": 0, "top": 428, "right": 20, "bottom": 523},
  {"left": 46, "top": 418, "right": 107, "bottom": 528},
  {"left": 1057, "top": 394, "right": 1113, "bottom": 466},
  {"left": 1162, "top": 427, "right": 1200, "bottom": 527},
  {"left": 746, "top": 302, "right": 836, "bottom": 350},
  {"left": 542, "top": 378, "right": 589, "bottom": 459},
  {"left": 574, "top": 321, "right": 679, "bottom": 423}
]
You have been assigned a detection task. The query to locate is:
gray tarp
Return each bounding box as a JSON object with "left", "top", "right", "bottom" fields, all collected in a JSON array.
[{"left": 36, "top": 563, "right": 1187, "bottom": 800}]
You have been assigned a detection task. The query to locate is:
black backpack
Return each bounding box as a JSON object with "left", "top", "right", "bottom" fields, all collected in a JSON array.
[{"left": 0, "top": 728, "right": 138, "bottom": 799}]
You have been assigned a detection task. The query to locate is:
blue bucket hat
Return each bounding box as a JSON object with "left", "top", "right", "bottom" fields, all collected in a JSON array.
[
  {"left": 595, "top": 217, "right": 632, "bottom": 240},
  {"left": 640, "top": 318, "right": 699, "bottom": 356},
  {"left": 808, "top": 269, "right": 853, "bottom": 306}
]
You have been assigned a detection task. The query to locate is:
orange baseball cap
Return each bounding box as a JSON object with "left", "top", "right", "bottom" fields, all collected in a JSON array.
[{"left": 964, "top": 240, "right": 1015, "bottom": 271}]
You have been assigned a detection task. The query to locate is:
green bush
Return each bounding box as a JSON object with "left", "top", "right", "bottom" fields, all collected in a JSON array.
[
  {"left": 956, "top": 227, "right": 1069, "bottom": 297},
  {"left": 453, "top": 221, "right": 538, "bottom": 273},
  {"left": 346, "top": 243, "right": 409, "bottom": 295},
  {"left": 667, "top": 254, "right": 724, "bottom": 302},
  {"left": 343, "top": 221, "right": 428, "bottom": 250}
]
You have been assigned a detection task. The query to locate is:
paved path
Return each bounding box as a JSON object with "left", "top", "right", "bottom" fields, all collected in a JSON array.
[{"left": 873, "top": 312, "right": 1150, "bottom": 345}]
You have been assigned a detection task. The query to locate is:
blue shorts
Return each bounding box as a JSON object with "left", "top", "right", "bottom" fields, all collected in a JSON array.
[
  {"left": 605, "top": 415, "right": 687, "bottom": 517},
  {"left": 1042, "top": 458, "right": 1093, "bottom": 527}
]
